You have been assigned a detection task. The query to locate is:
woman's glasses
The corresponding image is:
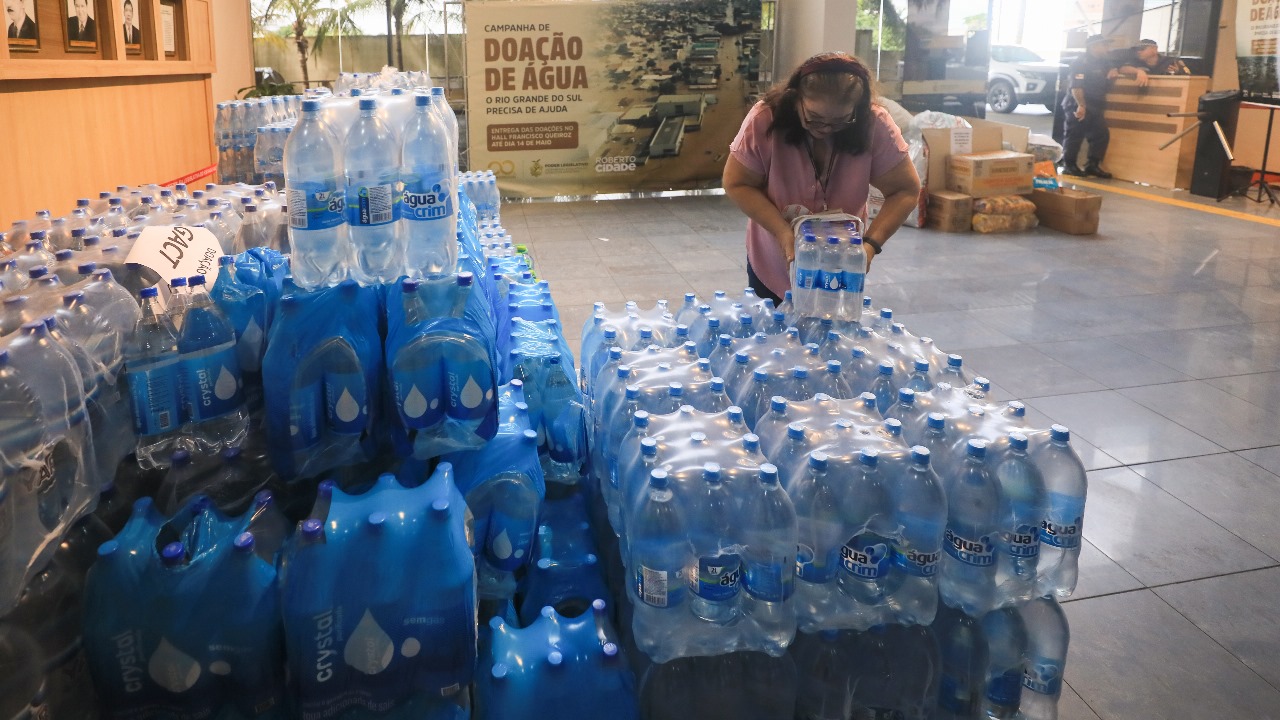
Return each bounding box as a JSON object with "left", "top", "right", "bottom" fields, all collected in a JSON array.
[{"left": 800, "top": 103, "right": 856, "bottom": 131}]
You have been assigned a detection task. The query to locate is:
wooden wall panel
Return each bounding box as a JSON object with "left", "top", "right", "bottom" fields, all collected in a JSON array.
[{"left": 0, "top": 74, "right": 214, "bottom": 224}]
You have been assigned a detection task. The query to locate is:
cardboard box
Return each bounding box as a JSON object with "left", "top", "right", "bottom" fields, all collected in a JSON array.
[
  {"left": 926, "top": 190, "right": 972, "bottom": 232},
  {"left": 920, "top": 117, "right": 1030, "bottom": 191},
  {"left": 1030, "top": 187, "right": 1103, "bottom": 235},
  {"left": 947, "top": 151, "right": 1035, "bottom": 198}
]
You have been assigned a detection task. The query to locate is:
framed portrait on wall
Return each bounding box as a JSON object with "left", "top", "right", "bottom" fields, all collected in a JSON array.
[
  {"left": 62, "top": 0, "right": 97, "bottom": 52},
  {"left": 120, "top": 0, "right": 140, "bottom": 53},
  {"left": 5, "top": 0, "right": 41, "bottom": 52}
]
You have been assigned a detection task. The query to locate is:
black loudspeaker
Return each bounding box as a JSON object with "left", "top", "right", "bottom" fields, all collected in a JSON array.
[{"left": 1191, "top": 89, "right": 1243, "bottom": 198}]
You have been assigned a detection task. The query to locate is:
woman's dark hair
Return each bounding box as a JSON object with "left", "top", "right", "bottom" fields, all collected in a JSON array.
[{"left": 762, "top": 52, "right": 875, "bottom": 155}]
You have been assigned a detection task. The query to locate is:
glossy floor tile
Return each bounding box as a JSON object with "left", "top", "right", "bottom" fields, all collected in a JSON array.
[{"left": 517, "top": 191, "right": 1280, "bottom": 720}]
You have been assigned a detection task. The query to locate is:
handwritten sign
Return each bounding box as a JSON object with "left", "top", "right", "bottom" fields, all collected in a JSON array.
[
  {"left": 126, "top": 225, "right": 223, "bottom": 287},
  {"left": 950, "top": 127, "right": 974, "bottom": 156}
]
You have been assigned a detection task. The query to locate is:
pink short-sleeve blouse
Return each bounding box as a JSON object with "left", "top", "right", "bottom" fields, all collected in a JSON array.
[{"left": 728, "top": 101, "right": 910, "bottom": 298}]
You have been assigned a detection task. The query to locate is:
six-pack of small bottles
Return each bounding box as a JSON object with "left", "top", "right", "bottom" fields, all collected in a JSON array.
[{"left": 580, "top": 285, "right": 1086, "bottom": 719}]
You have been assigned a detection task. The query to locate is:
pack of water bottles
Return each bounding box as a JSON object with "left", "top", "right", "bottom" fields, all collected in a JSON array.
[
  {"left": 790, "top": 214, "right": 868, "bottom": 323},
  {"left": 81, "top": 490, "right": 290, "bottom": 719},
  {"left": 334, "top": 68, "right": 433, "bottom": 95},
  {"left": 214, "top": 96, "right": 301, "bottom": 185}
]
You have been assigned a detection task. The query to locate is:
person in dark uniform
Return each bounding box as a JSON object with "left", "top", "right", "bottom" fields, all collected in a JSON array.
[
  {"left": 1119, "top": 39, "right": 1189, "bottom": 86},
  {"left": 1061, "top": 34, "right": 1118, "bottom": 178}
]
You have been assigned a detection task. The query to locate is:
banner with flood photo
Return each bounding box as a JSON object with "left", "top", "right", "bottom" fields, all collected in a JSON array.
[
  {"left": 1237, "top": 0, "right": 1280, "bottom": 97},
  {"left": 464, "top": 0, "right": 767, "bottom": 197}
]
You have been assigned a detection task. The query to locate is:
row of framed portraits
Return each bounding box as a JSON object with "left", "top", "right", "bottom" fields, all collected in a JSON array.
[{"left": 5, "top": 0, "right": 175, "bottom": 55}]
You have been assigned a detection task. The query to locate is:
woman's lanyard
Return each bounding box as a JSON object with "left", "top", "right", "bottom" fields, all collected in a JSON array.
[{"left": 804, "top": 136, "right": 838, "bottom": 212}]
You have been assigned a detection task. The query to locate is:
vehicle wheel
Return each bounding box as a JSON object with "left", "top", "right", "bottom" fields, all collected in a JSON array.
[{"left": 987, "top": 80, "right": 1017, "bottom": 113}]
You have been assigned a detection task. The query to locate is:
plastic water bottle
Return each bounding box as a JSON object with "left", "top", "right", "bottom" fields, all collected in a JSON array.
[
  {"left": 1033, "top": 426, "right": 1087, "bottom": 599},
  {"left": 940, "top": 440, "right": 1003, "bottom": 617},
  {"left": 982, "top": 606, "right": 1029, "bottom": 719},
  {"left": 123, "top": 287, "right": 181, "bottom": 467},
  {"left": 1017, "top": 596, "right": 1069, "bottom": 720},
  {"left": 688, "top": 463, "right": 742, "bottom": 630},
  {"left": 933, "top": 602, "right": 989, "bottom": 720},
  {"left": 345, "top": 97, "right": 403, "bottom": 284},
  {"left": 284, "top": 99, "right": 350, "bottom": 289},
  {"left": 813, "top": 236, "right": 843, "bottom": 319},
  {"left": 794, "top": 234, "right": 820, "bottom": 317},
  {"left": 994, "top": 432, "right": 1046, "bottom": 607},
  {"left": 840, "top": 237, "right": 866, "bottom": 321},
  {"left": 836, "top": 449, "right": 897, "bottom": 628},
  {"left": 630, "top": 469, "right": 689, "bottom": 662},
  {"left": 892, "top": 446, "right": 946, "bottom": 626},
  {"left": 176, "top": 276, "right": 248, "bottom": 453},
  {"left": 791, "top": 451, "right": 843, "bottom": 628},
  {"left": 431, "top": 87, "right": 460, "bottom": 170},
  {"left": 741, "top": 463, "right": 797, "bottom": 654},
  {"left": 400, "top": 93, "right": 458, "bottom": 279},
  {"left": 870, "top": 361, "right": 897, "bottom": 415}
]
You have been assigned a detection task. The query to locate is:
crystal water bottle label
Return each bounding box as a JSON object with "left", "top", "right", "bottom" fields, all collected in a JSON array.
[
  {"left": 691, "top": 553, "right": 741, "bottom": 602},
  {"left": 944, "top": 528, "right": 995, "bottom": 567},
  {"left": 323, "top": 371, "right": 366, "bottom": 435},
  {"left": 987, "top": 668, "right": 1024, "bottom": 707},
  {"left": 178, "top": 345, "right": 243, "bottom": 421},
  {"left": 795, "top": 543, "right": 838, "bottom": 583},
  {"left": 893, "top": 544, "right": 941, "bottom": 577},
  {"left": 486, "top": 509, "right": 532, "bottom": 571},
  {"left": 1022, "top": 656, "right": 1063, "bottom": 696},
  {"left": 1006, "top": 523, "right": 1041, "bottom": 558},
  {"left": 743, "top": 558, "right": 792, "bottom": 602},
  {"left": 637, "top": 565, "right": 681, "bottom": 608},
  {"left": 817, "top": 269, "right": 842, "bottom": 293},
  {"left": 125, "top": 365, "right": 180, "bottom": 436},
  {"left": 840, "top": 534, "right": 892, "bottom": 579},
  {"left": 393, "top": 375, "right": 443, "bottom": 430},
  {"left": 289, "top": 378, "right": 323, "bottom": 449},
  {"left": 287, "top": 180, "right": 345, "bottom": 230},
  {"left": 1040, "top": 494, "right": 1084, "bottom": 549},
  {"left": 401, "top": 175, "right": 454, "bottom": 221},
  {"left": 446, "top": 359, "right": 493, "bottom": 421},
  {"left": 841, "top": 269, "right": 866, "bottom": 294},
  {"left": 346, "top": 175, "right": 400, "bottom": 226}
]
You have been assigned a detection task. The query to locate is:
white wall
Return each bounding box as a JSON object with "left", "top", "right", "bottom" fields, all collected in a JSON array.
[
  {"left": 211, "top": 0, "right": 254, "bottom": 103},
  {"left": 777, "top": 0, "right": 861, "bottom": 80}
]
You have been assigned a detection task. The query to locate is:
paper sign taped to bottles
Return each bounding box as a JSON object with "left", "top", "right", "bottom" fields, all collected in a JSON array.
[
  {"left": 126, "top": 225, "right": 223, "bottom": 287},
  {"left": 950, "top": 127, "right": 973, "bottom": 156}
]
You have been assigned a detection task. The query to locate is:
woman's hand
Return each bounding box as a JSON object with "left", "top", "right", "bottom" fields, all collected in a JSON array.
[{"left": 864, "top": 241, "right": 876, "bottom": 270}]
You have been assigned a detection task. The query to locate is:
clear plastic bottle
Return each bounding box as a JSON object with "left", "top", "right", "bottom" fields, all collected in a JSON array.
[
  {"left": 840, "top": 236, "right": 867, "bottom": 323},
  {"left": 741, "top": 462, "right": 797, "bottom": 654},
  {"left": 400, "top": 93, "right": 458, "bottom": 279},
  {"left": 982, "top": 605, "right": 1030, "bottom": 720},
  {"left": 939, "top": 440, "right": 1003, "bottom": 617},
  {"left": 994, "top": 432, "right": 1047, "bottom": 607},
  {"left": 123, "top": 287, "right": 182, "bottom": 468},
  {"left": 1017, "top": 596, "right": 1069, "bottom": 720},
  {"left": 791, "top": 451, "right": 844, "bottom": 629},
  {"left": 344, "top": 97, "right": 404, "bottom": 285},
  {"left": 284, "top": 98, "right": 350, "bottom": 289},
  {"left": 688, "top": 463, "right": 742, "bottom": 630},
  {"left": 175, "top": 276, "right": 248, "bottom": 454},
  {"left": 1032, "top": 425, "right": 1087, "bottom": 599},
  {"left": 933, "top": 601, "right": 989, "bottom": 720},
  {"left": 891, "top": 446, "right": 947, "bottom": 626},
  {"left": 793, "top": 234, "right": 820, "bottom": 317},
  {"left": 629, "top": 468, "right": 690, "bottom": 662}
]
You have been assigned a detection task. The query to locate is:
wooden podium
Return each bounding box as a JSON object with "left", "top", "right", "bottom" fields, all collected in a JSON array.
[{"left": 1101, "top": 75, "right": 1210, "bottom": 189}]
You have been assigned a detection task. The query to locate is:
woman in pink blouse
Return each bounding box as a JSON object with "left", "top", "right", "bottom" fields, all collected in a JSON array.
[{"left": 723, "top": 52, "right": 921, "bottom": 304}]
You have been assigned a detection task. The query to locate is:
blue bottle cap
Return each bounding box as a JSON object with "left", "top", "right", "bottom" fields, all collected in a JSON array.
[
  {"left": 759, "top": 463, "right": 779, "bottom": 484},
  {"left": 649, "top": 469, "right": 669, "bottom": 489},
  {"left": 675, "top": 324, "right": 689, "bottom": 337},
  {"left": 234, "top": 532, "right": 255, "bottom": 552},
  {"left": 667, "top": 382, "right": 683, "bottom": 397},
  {"left": 603, "top": 642, "right": 619, "bottom": 657},
  {"left": 54, "top": 250, "right": 73, "bottom": 262},
  {"left": 358, "top": 97, "right": 378, "bottom": 110},
  {"left": 170, "top": 276, "right": 187, "bottom": 288},
  {"left": 491, "top": 663, "right": 509, "bottom": 680},
  {"left": 787, "top": 423, "right": 805, "bottom": 440},
  {"left": 633, "top": 410, "right": 650, "bottom": 427},
  {"left": 690, "top": 432, "right": 707, "bottom": 444},
  {"left": 708, "top": 317, "right": 720, "bottom": 329},
  {"left": 161, "top": 542, "right": 185, "bottom": 567},
  {"left": 770, "top": 396, "right": 787, "bottom": 413},
  {"left": 522, "top": 428, "right": 538, "bottom": 443},
  {"left": 808, "top": 452, "right": 828, "bottom": 471},
  {"left": 219, "top": 255, "right": 235, "bottom": 267},
  {"left": 97, "top": 540, "right": 119, "bottom": 558},
  {"left": 967, "top": 439, "right": 988, "bottom": 458},
  {"left": 189, "top": 275, "right": 206, "bottom": 286},
  {"left": 927, "top": 412, "right": 946, "bottom": 429},
  {"left": 742, "top": 433, "right": 760, "bottom": 452},
  {"left": 910, "top": 445, "right": 931, "bottom": 465},
  {"left": 883, "top": 418, "right": 902, "bottom": 436},
  {"left": 948, "top": 354, "right": 963, "bottom": 367},
  {"left": 703, "top": 463, "right": 721, "bottom": 482},
  {"left": 914, "top": 358, "right": 930, "bottom": 372},
  {"left": 1050, "top": 424, "right": 1070, "bottom": 442},
  {"left": 625, "top": 384, "right": 640, "bottom": 399},
  {"left": 415, "top": 94, "right": 431, "bottom": 107},
  {"left": 973, "top": 377, "right": 991, "bottom": 391},
  {"left": 860, "top": 448, "right": 879, "bottom": 466},
  {"left": 898, "top": 387, "right": 915, "bottom": 404},
  {"left": 1007, "top": 401, "right": 1026, "bottom": 417},
  {"left": 710, "top": 377, "right": 725, "bottom": 393},
  {"left": 739, "top": 314, "right": 752, "bottom": 325},
  {"left": 1009, "top": 432, "right": 1029, "bottom": 451},
  {"left": 851, "top": 346, "right": 866, "bottom": 358},
  {"left": 616, "top": 366, "right": 631, "bottom": 379},
  {"left": 859, "top": 391, "right": 877, "bottom": 405},
  {"left": 27, "top": 266, "right": 47, "bottom": 279},
  {"left": 77, "top": 262, "right": 96, "bottom": 275},
  {"left": 793, "top": 366, "right": 808, "bottom": 379},
  {"left": 878, "top": 362, "right": 893, "bottom": 375},
  {"left": 640, "top": 437, "right": 658, "bottom": 456},
  {"left": 171, "top": 449, "right": 191, "bottom": 466},
  {"left": 457, "top": 271, "right": 474, "bottom": 287},
  {"left": 754, "top": 368, "right": 768, "bottom": 382},
  {"left": 140, "top": 286, "right": 158, "bottom": 299},
  {"left": 734, "top": 351, "right": 750, "bottom": 365},
  {"left": 727, "top": 406, "right": 744, "bottom": 424},
  {"left": 603, "top": 327, "right": 618, "bottom": 339},
  {"left": 549, "top": 355, "right": 561, "bottom": 365}
]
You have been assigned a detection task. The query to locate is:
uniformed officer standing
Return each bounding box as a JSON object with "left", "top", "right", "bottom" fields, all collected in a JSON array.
[{"left": 1061, "top": 34, "right": 1118, "bottom": 178}]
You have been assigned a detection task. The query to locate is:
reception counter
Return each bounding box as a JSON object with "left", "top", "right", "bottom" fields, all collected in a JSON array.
[{"left": 1101, "top": 75, "right": 1210, "bottom": 189}]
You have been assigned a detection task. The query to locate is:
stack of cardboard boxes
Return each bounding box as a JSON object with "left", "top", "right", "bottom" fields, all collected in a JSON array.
[{"left": 917, "top": 118, "right": 1103, "bottom": 236}]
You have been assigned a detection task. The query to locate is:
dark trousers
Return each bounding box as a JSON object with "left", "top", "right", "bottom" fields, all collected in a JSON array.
[
  {"left": 746, "top": 261, "right": 782, "bottom": 307},
  {"left": 1062, "top": 105, "right": 1110, "bottom": 167}
]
